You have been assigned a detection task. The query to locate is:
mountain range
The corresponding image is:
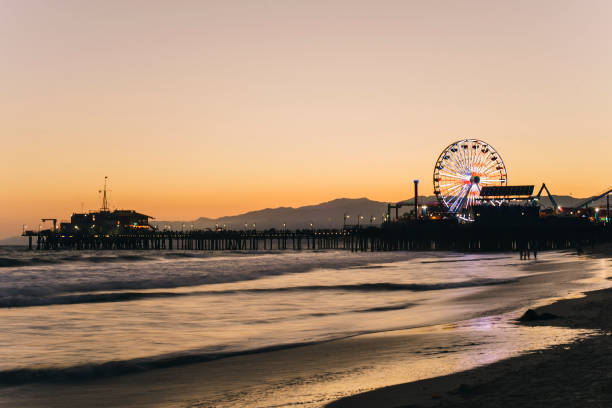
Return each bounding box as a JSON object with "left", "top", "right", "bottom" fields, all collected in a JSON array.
[
  {"left": 153, "top": 197, "right": 417, "bottom": 231},
  {"left": 152, "top": 194, "right": 609, "bottom": 231}
]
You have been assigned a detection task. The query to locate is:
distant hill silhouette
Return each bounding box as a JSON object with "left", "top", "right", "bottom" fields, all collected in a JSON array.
[
  {"left": 154, "top": 197, "right": 437, "bottom": 231},
  {"left": 155, "top": 194, "right": 609, "bottom": 231}
]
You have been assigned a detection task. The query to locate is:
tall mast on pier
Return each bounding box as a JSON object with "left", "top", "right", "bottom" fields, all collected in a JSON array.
[{"left": 100, "top": 176, "right": 109, "bottom": 212}]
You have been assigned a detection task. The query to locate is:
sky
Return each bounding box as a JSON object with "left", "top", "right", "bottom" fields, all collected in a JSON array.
[{"left": 1, "top": 0, "right": 612, "bottom": 238}]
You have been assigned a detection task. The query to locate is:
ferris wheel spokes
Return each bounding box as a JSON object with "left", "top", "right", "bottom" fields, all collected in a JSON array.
[{"left": 433, "top": 139, "right": 507, "bottom": 217}]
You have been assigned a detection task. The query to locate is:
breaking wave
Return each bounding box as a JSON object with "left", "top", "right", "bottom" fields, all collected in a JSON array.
[
  {"left": 0, "top": 342, "right": 319, "bottom": 385},
  {"left": 0, "top": 251, "right": 428, "bottom": 304},
  {"left": 0, "top": 278, "right": 516, "bottom": 308},
  {"left": 231, "top": 278, "right": 517, "bottom": 293},
  {"left": 0, "top": 254, "right": 154, "bottom": 268},
  {"left": 420, "top": 256, "right": 511, "bottom": 264},
  {"left": 0, "top": 250, "right": 289, "bottom": 268}
]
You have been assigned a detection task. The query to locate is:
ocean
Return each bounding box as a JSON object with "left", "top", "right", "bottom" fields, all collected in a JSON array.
[{"left": 0, "top": 246, "right": 609, "bottom": 407}]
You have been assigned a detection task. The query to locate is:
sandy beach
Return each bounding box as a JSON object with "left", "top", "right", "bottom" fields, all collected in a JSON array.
[{"left": 329, "top": 250, "right": 612, "bottom": 407}]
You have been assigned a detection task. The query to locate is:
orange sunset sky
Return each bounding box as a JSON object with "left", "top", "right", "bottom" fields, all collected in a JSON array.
[{"left": 2, "top": 0, "right": 612, "bottom": 238}]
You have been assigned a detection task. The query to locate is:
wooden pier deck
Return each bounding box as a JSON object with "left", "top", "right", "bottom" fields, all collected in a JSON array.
[{"left": 23, "top": 220, "right": 611, "bottom": 252}]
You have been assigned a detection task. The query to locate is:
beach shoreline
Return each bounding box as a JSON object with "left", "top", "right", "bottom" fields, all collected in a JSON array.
[
  {"left": 1, "top": 248, "right": 610, "bottom": 407},
  {"left": 328, "top": 252, "right": 612, "bottom": 407}
]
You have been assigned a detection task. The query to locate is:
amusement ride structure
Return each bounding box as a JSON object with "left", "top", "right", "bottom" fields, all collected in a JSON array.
[{"left": 433, "top": 139, "right": 508, "bottom": 217}]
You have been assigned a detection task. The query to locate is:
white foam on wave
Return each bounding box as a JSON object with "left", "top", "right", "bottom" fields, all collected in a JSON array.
[{"left": 0, "top": 250, "right": 431, "bottom": 301}]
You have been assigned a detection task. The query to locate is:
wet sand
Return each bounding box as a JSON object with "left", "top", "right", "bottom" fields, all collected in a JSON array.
[{"left": 329, "top": 249, "right": 612, "bottom": 407}]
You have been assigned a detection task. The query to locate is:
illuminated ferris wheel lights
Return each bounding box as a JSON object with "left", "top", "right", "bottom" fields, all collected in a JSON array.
[{"left": 433, "top": 139, "right": 507, "bottom": 216}]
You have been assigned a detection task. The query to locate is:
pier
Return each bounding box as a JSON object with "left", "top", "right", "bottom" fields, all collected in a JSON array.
[
  {"left": 23, "top": 230, "right": 347, "bottom": 251},
  {"left": 23, "top": 219, "right": 611, "bottom": 252}
]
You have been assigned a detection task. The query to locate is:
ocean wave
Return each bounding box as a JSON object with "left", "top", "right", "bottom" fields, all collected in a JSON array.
[
  {"left": 82, "top": 255, "right": 153, "bottom": 263},
  {"left": 161, "top": 251, "right": 254, "bottom": 259},
  {"left": 308, "top": 302, "right": 416, "bottom": 316},
  {"left": 420, "top": 256, "right": 510, "bottom": 264},
  {"left": 0, "top": 251, "right": 426, "bottom": 302},
  {"left": 215, "top": 278, "right": 517, "bottom": 294},
  {"left": 347, "top": 265, "right": 387, "bottom": 270},
  {"left": 0, "top": 342, "right": 318, "bottom": 386},
  {"left": 0, "top": 292, "right": 183, "bottom": 308},
  {"left": 162, "top": 252, "right": 203, "bottom": 259},
  {"left": 0, "top": 278, "right": 516, "bottom": 308},
  {"left": 357, "top": 302, "right": 416, "bottom": 313},
  {"left": 0, "top": 257, "right": 68, "bottom": 267},
  {"left": 0, "top": 257, "right": 28, "bottom": 267},
  {"left": 0, "top": 254, "right": 154, "bottom": 268},
  {"left": 0, "top": 250, "right": 284, "bottom": 268}
]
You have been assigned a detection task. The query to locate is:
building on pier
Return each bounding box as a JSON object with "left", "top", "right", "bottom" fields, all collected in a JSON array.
[
  {"left": 60, "top": 209, "right": 154, "bottom": 235},
  {"left": 472, "top": 185, "right": 538, "bottom": 225},
  {"left": 47, "top": 177, "right": 155, "bottom": 236}
]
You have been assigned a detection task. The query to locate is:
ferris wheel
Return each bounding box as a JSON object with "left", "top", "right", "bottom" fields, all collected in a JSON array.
[{"left": 433, "top": 139, "right": 507, "bottom": 214}]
